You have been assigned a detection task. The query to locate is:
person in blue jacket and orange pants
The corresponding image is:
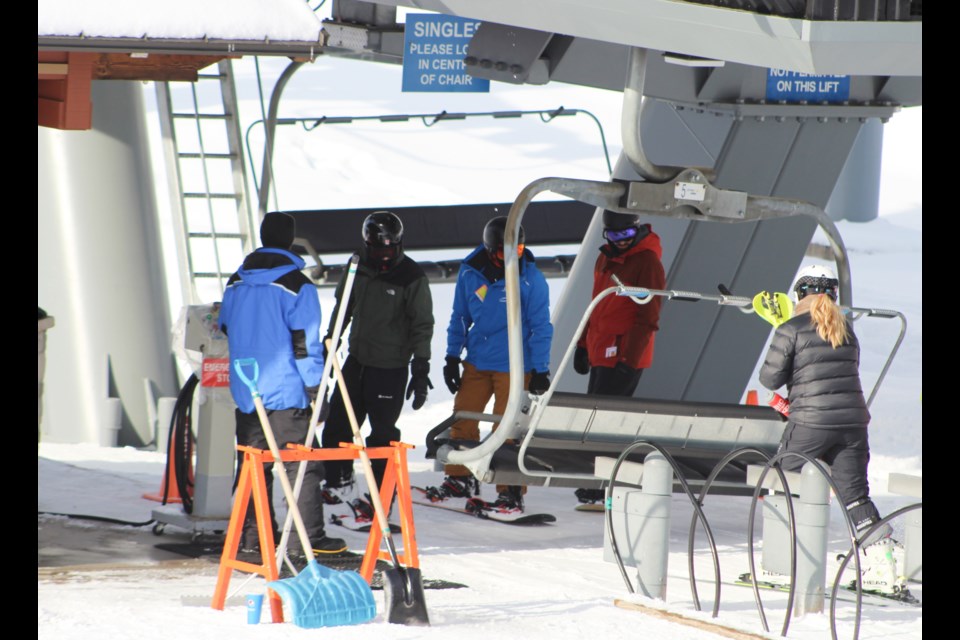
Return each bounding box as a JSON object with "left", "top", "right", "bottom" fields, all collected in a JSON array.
[{"left": 425, "top": 216, "right": 553, "bottom": 513}]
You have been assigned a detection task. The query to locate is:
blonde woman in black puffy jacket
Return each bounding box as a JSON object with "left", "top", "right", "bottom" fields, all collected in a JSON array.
[{"left": 760, "top": 264, "right": 907, "bottom": 598}]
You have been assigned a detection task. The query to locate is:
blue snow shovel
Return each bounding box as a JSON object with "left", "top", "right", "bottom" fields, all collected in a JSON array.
[{"left": 233, "top": 358, "right": 376, "bottom": 628}]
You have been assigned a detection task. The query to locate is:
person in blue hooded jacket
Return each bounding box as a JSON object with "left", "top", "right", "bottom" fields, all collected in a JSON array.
[
  {"left": 219, "top": 212, "right": 345, "bottom": 555},
  {"left": 423, "top": 216, "right": 552, "bottom": 513}
]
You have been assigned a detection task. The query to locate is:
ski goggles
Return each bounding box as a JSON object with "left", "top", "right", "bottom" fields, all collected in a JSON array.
[
  {"left": 794, "top": 277, "right": 838, "bottom": 300},
  {"left": 602, "top": 227, "right": 638, "bottom": 243},
  {"left": 494, "top": 244, "right": 525, "bottom": 261}
]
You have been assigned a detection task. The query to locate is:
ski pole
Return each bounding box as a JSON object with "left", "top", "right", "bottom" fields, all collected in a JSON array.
[{"left": 274, "top": 254, "right": 360, "bottom": 572}]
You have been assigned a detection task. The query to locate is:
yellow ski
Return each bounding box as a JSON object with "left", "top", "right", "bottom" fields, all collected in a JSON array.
[{"left": 752, "top": 291, "right": 793, "bottom": 327}]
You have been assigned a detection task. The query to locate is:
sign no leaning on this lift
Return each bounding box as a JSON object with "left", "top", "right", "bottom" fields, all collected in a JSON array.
[
  {"left": 765, "top": 69, "right": 850, "bottom": 104},
  {"left": 402, "top": 14, "right": 490, "bottom": 93},
  {"left": 675, "top": 182, "right": 705, "bottom": 202}
]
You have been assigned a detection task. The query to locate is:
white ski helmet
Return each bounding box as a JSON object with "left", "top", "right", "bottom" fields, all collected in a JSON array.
[{"left": 792, "top": 264, "right": 839, "bottom": 301}]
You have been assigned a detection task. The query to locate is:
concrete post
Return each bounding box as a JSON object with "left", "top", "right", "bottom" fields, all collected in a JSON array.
[
  {"left": 602, "top": 452, "right": 672, "bottom": 599},
  {"left": 794, "top": 462, "right": 831, "bottom": 615},
  {"left": 192, "top": 387, "right": 236, "bottom": 519},
  {"left": 759, "top": 462, "right": 831, "bottom": 615}
]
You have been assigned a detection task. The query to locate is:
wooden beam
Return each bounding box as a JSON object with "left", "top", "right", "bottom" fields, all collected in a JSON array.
[
  {"left": 91, "top": 53, "right": 227, "bottom": 81},
  {"left": 613, "top": 600, "right": 769, "bottom": 640},
  {"left": 38, "top": 63, "right": 68, "bottom": 75},
  {"left": 37, "top": 95, "right": 66, "bottom": 130},
  {"left": 37, "top": 52, "right": 94, "bottom": 130},
  {"left": 38, "top": 51, "right": 68, "bottom": 64}
]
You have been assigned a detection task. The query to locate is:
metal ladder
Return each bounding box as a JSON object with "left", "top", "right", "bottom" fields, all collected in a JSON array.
[{"left": 156, "top": 60, "right": 256, "bottom": 305}]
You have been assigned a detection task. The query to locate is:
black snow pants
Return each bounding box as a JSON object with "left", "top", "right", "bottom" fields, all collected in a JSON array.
[
  {"left": 777, "top": 422, "right": 885, "bottom": 539},
  {"left": 322, "top": 355, "right": 408, "bottom": 489}
]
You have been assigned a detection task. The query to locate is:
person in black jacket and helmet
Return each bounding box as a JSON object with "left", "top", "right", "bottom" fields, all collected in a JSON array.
[
  {"left": 760, "top": 264, "right": 911, "bottom": 599},
  {"left": 320, "top": 211, "right": 434, "bottom": 510}
]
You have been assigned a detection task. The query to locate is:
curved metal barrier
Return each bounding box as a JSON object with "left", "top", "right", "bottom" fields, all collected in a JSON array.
[{"left": 600, "top": 443, "right": 921, "bottom": 639}]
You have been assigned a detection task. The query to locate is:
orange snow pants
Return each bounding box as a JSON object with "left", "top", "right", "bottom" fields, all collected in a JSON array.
[{"left": 445, "top": 362, "right": 530, "bottom": 494}]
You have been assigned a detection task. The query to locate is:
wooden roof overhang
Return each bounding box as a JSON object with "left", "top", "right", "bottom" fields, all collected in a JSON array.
[{"left": 38, "top": 36, "right": 322, "bottom": 130}]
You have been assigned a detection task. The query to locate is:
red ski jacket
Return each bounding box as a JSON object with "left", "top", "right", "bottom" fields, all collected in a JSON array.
[{"left": 578, "top": 231, "right": 666, "bottom": 369}]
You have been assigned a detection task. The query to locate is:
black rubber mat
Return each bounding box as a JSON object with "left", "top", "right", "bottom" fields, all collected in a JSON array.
[{"left": 155, "top": 542, "right": 467, "bottom": 590}]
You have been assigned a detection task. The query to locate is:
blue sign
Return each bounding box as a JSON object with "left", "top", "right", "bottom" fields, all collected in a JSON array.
[
  {"left": 402, "top": 14, "right": 489, "bottom": 93},
  {"left": 766, "top": 69, "right": 850, "bottom": 104}
]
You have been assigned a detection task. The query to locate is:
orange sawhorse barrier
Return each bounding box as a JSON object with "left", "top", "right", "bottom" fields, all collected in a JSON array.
[{"left": 211, "top": 441, "right": 421, "bottom": 623}]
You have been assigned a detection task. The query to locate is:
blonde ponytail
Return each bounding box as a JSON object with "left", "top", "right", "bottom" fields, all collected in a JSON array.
[{"left": 809, "top": 294, "right": 848, "bottom": 348}]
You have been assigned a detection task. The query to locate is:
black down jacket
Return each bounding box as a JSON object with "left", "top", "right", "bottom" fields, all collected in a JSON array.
[{"left": 759, "top": 312, "right": 870, "bottom": 429}]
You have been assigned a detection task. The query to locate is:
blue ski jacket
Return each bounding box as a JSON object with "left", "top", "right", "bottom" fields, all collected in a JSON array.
[
  {"left": 219, "top": 248, "right": 324, "bottom": 414},
  {"left": 446, "top": 246, "right": 552, "bottom": 373}
]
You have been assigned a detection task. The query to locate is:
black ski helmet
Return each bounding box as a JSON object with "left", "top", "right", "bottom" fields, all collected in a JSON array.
[
  {"left": 362, "top": 211, "right": 404, "bottom": 269},
  {"left": 362, "top": 211, "right": 404, "bottom": 246},
  {"left": 602, "top": 209, "right": 643, "bottom": 232},
  {"left": 482, "top": 216, "right": 526, "bottom": 257}
]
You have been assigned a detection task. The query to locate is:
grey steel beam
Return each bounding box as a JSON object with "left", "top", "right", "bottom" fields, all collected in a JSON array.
[{"left": 378, "top": 0, "right": 921, "bottom": 76}]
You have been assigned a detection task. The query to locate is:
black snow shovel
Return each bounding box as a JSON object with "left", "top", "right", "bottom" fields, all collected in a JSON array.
[
  {"left": 326, "top": 340, "right": 430, "bottom": 626},
  {"left": 233, "top": 358, "right": 376, "bottom": 628}
]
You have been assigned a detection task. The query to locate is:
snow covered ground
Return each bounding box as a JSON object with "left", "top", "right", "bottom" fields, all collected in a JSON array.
[
  {"left": 38, "top": 408, "right": 922, "bottom": 640},
  {"left": 39, "top": 32, "right": 920, "bottom": 640}
]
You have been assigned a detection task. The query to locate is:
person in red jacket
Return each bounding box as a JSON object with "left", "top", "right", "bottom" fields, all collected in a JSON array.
[
  {"left": 572, "top": 210, "right": 666, "bottom": 505},
  {"left": 573, "top": 210, "right": 666, "bottom": 396}
]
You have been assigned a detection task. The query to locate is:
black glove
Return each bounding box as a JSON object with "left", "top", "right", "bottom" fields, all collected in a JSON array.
[
  {"left": 573, "top": 347, "right": 590, "bottom": 375},
  {"left": 528, "top": 370, "right": 550, "bottom": 395},
  {"left": 306, "top": 386, "right": 330, "bottom": 422},
  {"left": 317, "top": 396, "right": 330, "bottom": 423},
  {"left": 405, "top": 357, "right": 433, "bottom": 410},
  {"left": 443, "top": 356, "right": 462, "bottom": 393}
]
